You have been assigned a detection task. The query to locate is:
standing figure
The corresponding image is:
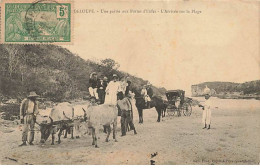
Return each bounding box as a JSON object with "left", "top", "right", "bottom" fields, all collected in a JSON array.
[
  {"left": 119, "top": 77, "right": 128, "bottom": 95},
  {"left": 89, "top": 72, "right": 99, "bottom": 100},
  {"left": 199, "top": 86, "right": 212, "bottom": 129},
  {"left": 146, "top": 82, "right": 153, "bottom": 108},
  {"left": 125, "top": 77, "right": 132, "bottom": 96},
  {"left": 201, "top": 94, "right": 212, "bottom": 129},
  {"left": 104, "top": 74, "right": 121, "bottom": 105},
  {"left": 97, "top": 75, "right": 108, "bottom": 104},
  {"left": 19, "top": 91, "right": 39, "bottom": 146},
  {"left": 117, "top": 92, "right": 137, "bottom": 136}
]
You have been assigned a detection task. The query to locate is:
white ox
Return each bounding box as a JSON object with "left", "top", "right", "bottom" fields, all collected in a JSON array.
[
  {"left": 37, "top": 102, "right": 75, "bottom": 145},
  {"left": 73, "top": 103, "right": 90, "bottom": 138},
  {"left": 84, "top": 104, "right": 118, "bottom": 148}
]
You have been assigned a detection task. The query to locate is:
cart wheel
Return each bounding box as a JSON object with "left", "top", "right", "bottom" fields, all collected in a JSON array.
[
  {"left": 182, "top": 103, "right": 192, "bottom": 116},
  {"left": 177, "top": 108, "right": 181, "bottom": 117}
]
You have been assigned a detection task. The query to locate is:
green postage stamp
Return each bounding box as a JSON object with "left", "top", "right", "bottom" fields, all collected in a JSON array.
[{"left": 0, "top": 0, "right": 72, "bottom": 43}]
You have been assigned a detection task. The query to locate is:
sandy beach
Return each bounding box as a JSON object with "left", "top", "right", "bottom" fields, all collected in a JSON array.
[{"left": 0, "top": 97, "right": 259, "bottom": 165}]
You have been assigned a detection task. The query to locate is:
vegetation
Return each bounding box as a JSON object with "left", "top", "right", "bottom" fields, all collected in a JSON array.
[
  {"left": 193, "top": 80, "right": 260, "bottom": 95},
  {"left": 0, "top": 44, "right": 166, "bottom": 103}
]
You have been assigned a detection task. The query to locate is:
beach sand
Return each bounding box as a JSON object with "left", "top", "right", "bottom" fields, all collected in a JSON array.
[{"left": 0, "top": 98, "right": 259, "bottom": 165}]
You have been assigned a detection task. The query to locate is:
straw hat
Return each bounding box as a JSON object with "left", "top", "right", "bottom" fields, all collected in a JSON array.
[
  {"left": 28, "top": 91, "right": 39, "bottom": 98},
  {"left": 90, "top": 96, "right": 96, "bottom": 100},
  {"left": 112, "top": 74, "right": 118, "bottom": 78}
]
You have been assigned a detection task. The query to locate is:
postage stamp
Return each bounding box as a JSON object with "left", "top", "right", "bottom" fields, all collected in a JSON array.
[{"left": 0, "top": 0, "right": 72, "bottom": 44}]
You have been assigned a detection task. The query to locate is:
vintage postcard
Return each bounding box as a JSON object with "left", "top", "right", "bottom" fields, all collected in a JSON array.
[{"left": 0, "top": 0, "right": 259, "bottom": 165}]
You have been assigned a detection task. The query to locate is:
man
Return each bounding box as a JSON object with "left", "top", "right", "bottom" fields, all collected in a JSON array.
[
  {"left": 19, "top": 91, "right": 39, "bottom": 146},
  {"left": 124, "top": 77, "right": 132, "bottom": 96},
  {"left": 199, "top": 86, "right": 212, "bottom": 129},
  {"left": 104, "top": 74, "right": 121, "bottom": 105},
  {"left": 117, "top": 92, "right": 137, "bottom": 136},
  {"left": 89, "top": 72, "right": 99, "bottom": 100},
  {"left": 146, "top": 82, "right": 153, "bottom": 108},
  {"left": 88, "top": 96, "right": 98, "bottom": 107},
  {"left": 119, "top": 77, "right": 128, "bottom": 95},
  {"left": 97, "top": 75, "right": 108, "bottom": 104}
]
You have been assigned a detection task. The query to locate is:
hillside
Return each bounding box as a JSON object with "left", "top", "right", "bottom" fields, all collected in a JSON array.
[
  {"left": 0, "top": 44, "right": 166, "bottom": 102},
  {"left": 191, "top": 80, "right": 260, "bottom": 98}
]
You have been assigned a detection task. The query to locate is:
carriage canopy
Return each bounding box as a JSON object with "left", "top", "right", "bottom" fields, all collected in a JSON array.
[{"left": 165, "top": 90, "right": 185, "bottom": 102}]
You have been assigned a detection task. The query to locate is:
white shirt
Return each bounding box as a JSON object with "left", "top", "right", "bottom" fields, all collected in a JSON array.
[
  {"left": 27, "top": 100, "right": 35, "bottom": 113},
  {"left": 204, "top": 99, "right": 211, "bottom": 110},
  {"left": 106, "top": 81, "right": 121, "bottom": 94},
  {"left": 141, "top": 88, "right": 147, "bottom": 96}
]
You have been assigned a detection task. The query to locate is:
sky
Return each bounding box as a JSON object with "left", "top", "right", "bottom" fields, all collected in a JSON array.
[{"left": 66, "top": 0, "right": 259, "bottom": 95}]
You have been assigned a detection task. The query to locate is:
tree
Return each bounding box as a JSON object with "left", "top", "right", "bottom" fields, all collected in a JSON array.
[
  {"left": 100, "top": 58, "right": 120, "bottom": 77},
  {"left": 100, "top": 58, "right": 120, "bottom": 70},
  {"left": 5, "top": 46, "right": 19, "bottom": 78}
]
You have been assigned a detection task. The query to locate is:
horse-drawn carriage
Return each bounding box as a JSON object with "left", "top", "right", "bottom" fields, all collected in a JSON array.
[{"left": 165, "top": 90, "right": 192, "bottom": 117}]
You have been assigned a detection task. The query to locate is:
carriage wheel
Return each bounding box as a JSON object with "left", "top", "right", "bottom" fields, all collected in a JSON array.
[
  {"left": 182, "top": 103, "right": 192, "bottom": 116},
  {"left": 177, "top": 108, "right": 182, "bottom": 117},
  {"left": 166, "top": 108, "right": 176, "bottom": 116}
]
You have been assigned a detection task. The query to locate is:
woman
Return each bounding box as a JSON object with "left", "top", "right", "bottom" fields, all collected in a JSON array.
[{"left": 104, "top": 74, "right": 121, "bottom": 105}]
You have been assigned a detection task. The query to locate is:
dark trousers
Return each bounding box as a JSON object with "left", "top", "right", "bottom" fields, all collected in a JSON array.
[
  {"left": 98, "top": 89, "right": 105, "bottom": 104},
  {"left": 121, "top": 110, "right": 135, "bottom": 135}
]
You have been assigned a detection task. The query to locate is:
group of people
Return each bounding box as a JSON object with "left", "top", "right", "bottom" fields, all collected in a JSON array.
[
  {"left": 18, "top": 73, "right": 212, "bottom": 147},
  {"left": 88, "top": 72, "right": 136, "bottom": 136},
  {"left": 88, "top": 72, "right": 132, "bottom": 105}
]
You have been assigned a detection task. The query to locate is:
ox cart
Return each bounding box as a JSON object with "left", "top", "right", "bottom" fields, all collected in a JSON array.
[{"left": 165, "top": 90, "right": 192, "bottom": 117}]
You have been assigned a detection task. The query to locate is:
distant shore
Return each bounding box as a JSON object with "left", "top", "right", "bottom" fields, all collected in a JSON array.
[{"left": 192, "top": 94, "right": 260, "bottom": 100}]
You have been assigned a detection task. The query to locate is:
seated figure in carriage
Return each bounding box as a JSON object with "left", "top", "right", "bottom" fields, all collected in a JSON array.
[{"left": 165, "top": 90, "right": 192, "bottom": 117}]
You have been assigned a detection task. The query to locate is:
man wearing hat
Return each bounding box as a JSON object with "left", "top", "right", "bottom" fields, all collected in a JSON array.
[
  {"left": 125, "top": 77, "right": 132, "bottom": 96},
  {"left": 19, "top": 91, "right": 39, "bottom": 146},
  {"left": 97, "top": 75, "right": 108, "bottom": 104},
  {"left": 199, "top": 86, "right": 212, "bottom": 129},
  {"left": 104, "top": 74, "right": 121, "bottom": 105}
]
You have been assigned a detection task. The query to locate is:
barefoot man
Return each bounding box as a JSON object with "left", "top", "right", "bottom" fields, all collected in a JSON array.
[
  {"left": 19, "top": 91, "right": 39, "bottom": 146},
  {"left": 199, "top": 86, "right": 212, "bottom": 129}
]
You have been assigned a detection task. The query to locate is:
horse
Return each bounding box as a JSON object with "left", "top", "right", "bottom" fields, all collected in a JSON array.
[{"left": 134, "top": 92, "right": 165, "bottom": 123}]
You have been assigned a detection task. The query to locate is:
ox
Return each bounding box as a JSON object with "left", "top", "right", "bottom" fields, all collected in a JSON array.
[
  {"left": 83, "top": 104, "right": 118, "bottom": 148},
  {"left": 38, "top": 102, "right": 74, "bottom": 145}
]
